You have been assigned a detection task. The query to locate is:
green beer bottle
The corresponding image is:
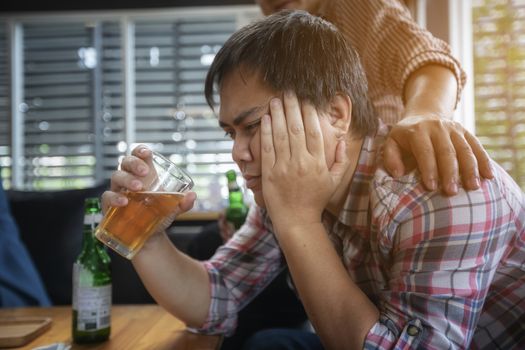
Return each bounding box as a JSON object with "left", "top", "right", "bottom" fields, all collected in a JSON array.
[
  {"left": 225, "top": 170, "right": 248, "bottom": 229},
  {"left": 72, "top": 197, "right": 111, "bottom": 343}
]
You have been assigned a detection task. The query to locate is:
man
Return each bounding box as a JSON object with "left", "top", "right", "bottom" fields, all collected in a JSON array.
[{"left": 104, "top": 11, "right": 525, "bottom": 349}]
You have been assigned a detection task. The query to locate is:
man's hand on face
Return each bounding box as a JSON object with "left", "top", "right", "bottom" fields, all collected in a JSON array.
[{"left": 260, "top": 91, "right": 348, "bottom": 233}]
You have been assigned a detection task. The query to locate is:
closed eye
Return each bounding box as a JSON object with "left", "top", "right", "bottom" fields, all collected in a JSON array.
[
  {"left": 223, "top": 118, "right": 261, "bottom": 140},
  {"left": 245, "top": 119, "right": 261, "bottom": 132},
  {"left": 224, "top": 129, "right": 235, "bottom": 139}
]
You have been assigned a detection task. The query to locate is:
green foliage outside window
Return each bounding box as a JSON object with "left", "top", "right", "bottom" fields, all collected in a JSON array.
[{"left": 473, "top": 0, "right": 525, "bottom": 189}]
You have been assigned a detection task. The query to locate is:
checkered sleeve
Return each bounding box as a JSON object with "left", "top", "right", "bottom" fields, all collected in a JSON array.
[
  {"left": 367, "top": 169, "right": 518, "bottom": 349},
  {"left": 188, "top": 206, "right": 285, "bottom": 335}
]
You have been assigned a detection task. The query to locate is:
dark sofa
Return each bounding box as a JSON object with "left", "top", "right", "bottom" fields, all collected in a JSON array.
[{"left": 6, "top": 183, "right": 176, "bottom": 305}]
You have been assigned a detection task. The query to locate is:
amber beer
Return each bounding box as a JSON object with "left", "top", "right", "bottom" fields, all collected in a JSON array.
[{"left": 96, "top": 191, "right": 185, "bottom": 259}]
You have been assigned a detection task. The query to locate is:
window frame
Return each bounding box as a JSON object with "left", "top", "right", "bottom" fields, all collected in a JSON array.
[
  {"left": 447, "top": 0, "right": 476, "bottom": 133},
  {"left": 1, "top": 5, "right": 260, "bottom": 193}
]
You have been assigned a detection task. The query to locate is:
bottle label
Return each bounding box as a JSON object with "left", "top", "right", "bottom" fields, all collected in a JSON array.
[
  {"left": 73, "top": 263, "right": 111, "bottom": 331},
  {"left": 84, "top": 213, "right": 103, "bottom": 226}
]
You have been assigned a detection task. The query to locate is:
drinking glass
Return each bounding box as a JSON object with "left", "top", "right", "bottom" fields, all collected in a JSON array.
[{"left": 95, "top": 152, "right": 194, "bottom": 259}]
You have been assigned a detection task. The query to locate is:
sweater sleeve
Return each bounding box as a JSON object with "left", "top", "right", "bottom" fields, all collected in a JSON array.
[{"left": 331, "top": 0, "right": 466, "bottom": 113}]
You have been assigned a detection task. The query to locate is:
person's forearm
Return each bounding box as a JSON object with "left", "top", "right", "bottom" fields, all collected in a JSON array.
[
  {"left": 403, "top": 64, "right": 458, "bottom": 119},
  {"left": 132, "top": 231, "right": 211, "bottom": 327},
  {"left": 275, "top": 222, "right": 379, "bottom": 349}
]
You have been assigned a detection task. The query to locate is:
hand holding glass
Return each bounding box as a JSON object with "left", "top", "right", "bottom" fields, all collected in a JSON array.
[{"left": 95, "top": 152, "right": 194, "bottom": 259}]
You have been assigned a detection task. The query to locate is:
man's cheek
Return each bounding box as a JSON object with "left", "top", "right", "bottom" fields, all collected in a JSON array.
[{"left": 251, "top": 130, "right": 262, "bottom": 160}]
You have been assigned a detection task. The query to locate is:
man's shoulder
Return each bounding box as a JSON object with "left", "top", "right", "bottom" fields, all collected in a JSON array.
[
  {"left": 369, "top": 163, "right": 523, "bottom": 228},
  {"left": 487, "top": 162, "right": 525, "bottom": 219},
  {"left": 369, "top": 167, "right": 423, "bottom": 214}
]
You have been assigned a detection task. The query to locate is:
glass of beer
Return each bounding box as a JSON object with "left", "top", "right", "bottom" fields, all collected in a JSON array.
[{"left": 95, "top": 151, "right": 194, "bottom": 259}]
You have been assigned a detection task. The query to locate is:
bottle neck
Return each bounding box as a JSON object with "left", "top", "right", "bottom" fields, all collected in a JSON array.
[
  {"left": 228, "top": 181, "right": 240, "bottom": 192},
  {"left": 81, "top": 212, "right": 102, "bottom": 251}
]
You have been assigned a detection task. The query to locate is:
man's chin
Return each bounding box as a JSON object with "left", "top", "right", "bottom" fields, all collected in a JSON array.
[{"left": 253, "top": 191, "right": 266, "bottom": 209}]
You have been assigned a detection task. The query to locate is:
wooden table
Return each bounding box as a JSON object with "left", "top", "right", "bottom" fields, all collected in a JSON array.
[{"left": 0, "top": 305, "right": 222, "bottom": 349}]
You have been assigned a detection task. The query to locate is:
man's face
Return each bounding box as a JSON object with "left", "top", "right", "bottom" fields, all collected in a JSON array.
[
  {"left": 218, "top": 69, "right": 341, "bottom": 208},
  {"left": 255, "top": 0, "right": 324, "bottom": 16}
]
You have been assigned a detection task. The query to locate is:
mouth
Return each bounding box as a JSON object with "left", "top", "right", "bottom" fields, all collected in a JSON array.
[{"left": 243, "top": 175, "right": 262, "bottom": 190}]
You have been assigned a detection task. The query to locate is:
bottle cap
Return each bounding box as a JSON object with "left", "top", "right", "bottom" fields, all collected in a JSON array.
[
  {"left": 226, "top": 170, "right": 237, "bottom": 182},
  {"left": 84, "top": 197, "right": 101, "bottom": 213}
]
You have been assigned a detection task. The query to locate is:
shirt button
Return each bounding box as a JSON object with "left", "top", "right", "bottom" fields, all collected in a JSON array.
[{"left": 407, "top": 325, "right": 420, "bottom": 336}]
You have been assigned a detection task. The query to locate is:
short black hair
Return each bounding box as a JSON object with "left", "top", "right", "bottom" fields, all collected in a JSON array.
[{"left": 204, "top": 10, "right": 377, "bottom": 137}]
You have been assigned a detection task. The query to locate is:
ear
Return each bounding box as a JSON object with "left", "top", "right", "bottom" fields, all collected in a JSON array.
[{"left": 327, "top": 94, "right": 352, "bottom": 139}]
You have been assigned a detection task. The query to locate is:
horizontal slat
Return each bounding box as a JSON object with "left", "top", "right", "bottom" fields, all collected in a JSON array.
[{"left": 25, "top": 73, "right": 90, "bottom": 85}]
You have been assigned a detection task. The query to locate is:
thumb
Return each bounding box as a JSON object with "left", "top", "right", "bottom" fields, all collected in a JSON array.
[
  {"left": 156, "top": 191, "right": 197, "bottom": 234},
  {"left": 388, "top": 124, "right": 411, "bottom": 152},
  {"left": 329, "top": 140, "right": 349, "bottom": 184},
  {"left": 178, "top": 191, "right": 197, "bottom": 213},
  {"left": 382, "top": 137, "right": 405, "bottom": 178}
]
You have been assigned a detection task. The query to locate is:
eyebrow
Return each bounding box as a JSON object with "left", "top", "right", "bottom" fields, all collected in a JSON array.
[{"left": 219, "top": 104, "right": 267, "bottom": 128}]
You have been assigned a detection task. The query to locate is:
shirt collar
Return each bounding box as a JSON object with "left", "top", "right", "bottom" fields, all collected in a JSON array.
[{"left": 336, "top": 121, "right": 389, "bottom": 229}]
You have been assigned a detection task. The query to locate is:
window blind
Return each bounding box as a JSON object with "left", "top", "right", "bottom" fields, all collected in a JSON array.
[
  {"left": 23, "top": 22, "right": 97, "bottom": 189},
  {"left": 0, "top": 22, "right": 9, "bottom": 187},
  {"left": 133, "top": 17, "right": 238, "bottom": 211},
  {"left": 472, "top": 0, "right": 525, "bottom": 189},
  {"left": 3, "top": 6, "right": 260, "bottom": 211},
  {"left": 99, "top": 22, "right": 124, "bottom": 183}
]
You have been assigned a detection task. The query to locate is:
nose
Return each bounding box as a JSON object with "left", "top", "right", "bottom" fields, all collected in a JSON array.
[{"left": 231, "top": 136, "right": 252, "bottom": 165}]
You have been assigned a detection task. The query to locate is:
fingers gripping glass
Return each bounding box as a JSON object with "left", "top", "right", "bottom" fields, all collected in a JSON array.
[{"left": 95, "top": 152, "right": 194, "bottom": 259}]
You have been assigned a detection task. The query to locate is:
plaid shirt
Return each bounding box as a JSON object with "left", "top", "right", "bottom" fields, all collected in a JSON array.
[{"left": 195, "top": 123, "right": 525, "bottom": 349}]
